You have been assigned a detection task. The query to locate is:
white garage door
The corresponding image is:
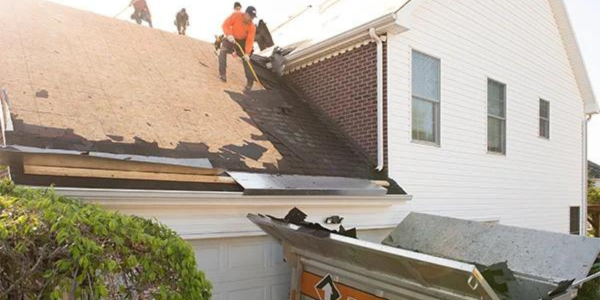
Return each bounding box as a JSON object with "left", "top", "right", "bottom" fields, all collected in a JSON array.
[
  {"left": 187, "top": 229, "right": 391, "bottom": 300},
  {"left": 188, "top": 236, "right": 291, "bottom": 300}
]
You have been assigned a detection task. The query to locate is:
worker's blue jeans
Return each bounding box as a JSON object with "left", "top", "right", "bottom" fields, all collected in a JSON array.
[{"left": 219, "top": 39, "right": 254, "bottom": 86}]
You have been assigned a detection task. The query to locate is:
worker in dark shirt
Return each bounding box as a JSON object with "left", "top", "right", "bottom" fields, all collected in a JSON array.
[
  {"left": 129, "top": 0, "right": 152, "bottom": 27},
  {"left": 175, "top": 8, "right": 189, "bottom": 35},
  {"left": 234, "top": 2, "right": 242, "bottom": 12}
]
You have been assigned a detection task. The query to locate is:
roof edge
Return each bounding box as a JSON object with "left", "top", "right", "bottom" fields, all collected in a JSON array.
[
  {"left": 548, "top": 0, "right": 599, "bottom": 115},
  {"left": 285, "top": 13, "right": 406, "bottom": 71},
  {"left": 48, "top": 186, "right": 412, "bottom": 207}
]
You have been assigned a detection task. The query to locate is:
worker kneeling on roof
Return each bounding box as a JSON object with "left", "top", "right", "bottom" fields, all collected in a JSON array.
[
  {"left": 219, "top": 6, "right": 257, "bottom": 92},
  {"left": 129, "top": 0, "right": 152, "bottom": 28}
]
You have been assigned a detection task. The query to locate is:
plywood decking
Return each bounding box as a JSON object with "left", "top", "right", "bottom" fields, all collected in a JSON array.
[{"left": 0, "top": 0, "right": 369, "bottom": 178}]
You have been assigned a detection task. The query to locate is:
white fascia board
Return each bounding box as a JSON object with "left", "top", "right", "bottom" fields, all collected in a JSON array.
[
  {"left": 285, "top": 13, "right": 407, "bottom": 70},
  {"left": 42, "top": 186, "right": 412, "bottom": 207},
  {"left": 585, "top": 102, "right": 600, "bottom": 115},
  {"left": 393, "top": 0, "right": 427, "bottom": 28},
  {"left": 549, "top": 0, "right": 598, "bottom": 115}
]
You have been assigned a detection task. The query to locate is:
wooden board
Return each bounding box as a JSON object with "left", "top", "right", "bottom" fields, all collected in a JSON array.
[
  {"left": 23, "top": 154, "right": 223, "bottom": 176},
  {"left": 24, "top": 165, "right": 237, "bottom": 185}
]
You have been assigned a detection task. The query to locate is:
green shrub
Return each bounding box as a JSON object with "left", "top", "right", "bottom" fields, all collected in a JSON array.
[
  {"left": 0, "top": 181, "right": 211, "bottom": 299},
  {"left": 589, "top": 185, "right": 600, "bottom": 205},
  {"left": 576, "top": 263, "right": 600, "bottom": 300}
]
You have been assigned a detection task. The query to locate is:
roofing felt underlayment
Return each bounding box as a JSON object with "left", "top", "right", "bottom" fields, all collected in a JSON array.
[{"left": 0, "top": 0, "right": 370, "bottom": 179}]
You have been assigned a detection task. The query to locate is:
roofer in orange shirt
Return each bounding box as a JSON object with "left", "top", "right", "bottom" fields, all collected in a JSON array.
[
  {"left": 129, "top": 0, "right": 152, "bottom": 28},
  {"left": 218, "top": 6, "right": 257, "bottom": 92}
]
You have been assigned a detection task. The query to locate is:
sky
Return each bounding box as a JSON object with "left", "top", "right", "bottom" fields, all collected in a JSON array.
[
  {"left": 567, "top": 0, "right": 600, "bottom": 164},
  {"left": 46, "top": 0, "right": 600, "bottom": 163}
]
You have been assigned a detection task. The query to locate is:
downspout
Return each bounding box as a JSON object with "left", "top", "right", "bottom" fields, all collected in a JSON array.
[
  {"left": 581, "top": 114, "right": 593, "bottom": 236},
  {"left": 369, "top": 28, "right": 384, "bottom": 172}
]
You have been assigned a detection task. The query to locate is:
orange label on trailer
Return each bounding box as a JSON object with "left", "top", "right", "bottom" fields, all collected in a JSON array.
[{"left": 300, "top": 271, "right": 387, "bottom": 300}]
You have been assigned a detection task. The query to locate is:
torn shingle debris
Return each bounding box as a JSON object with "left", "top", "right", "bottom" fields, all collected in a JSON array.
[
  {"left": 324, "top": 215, "right": 344, "bottom": 225},
  {"left": 477, "top": 261, "right": 567, "bottom": 300},
  {"left": 266, "top": 207, "right": 357, "bottom": 239},
  {"left": 35, "top": 89, "right": 49, "bottom": 98}
]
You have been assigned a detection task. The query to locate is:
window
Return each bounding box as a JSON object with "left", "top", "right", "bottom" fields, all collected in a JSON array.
[
  {"left": 539, "top": 99, "right": 550, "bottom": 139},
  {"left": 412, "top": 51, "right": 441, "bottom": 144},
  {"left": 487, "top": 79, "right": 506, "bottom": 154}
]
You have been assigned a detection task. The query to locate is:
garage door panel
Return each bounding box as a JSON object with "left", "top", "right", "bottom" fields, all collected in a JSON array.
[
  {"left": 271, "top": 283, "right": 290, "bottom": 299},
  {"left": 189, "top": 236, "right": 291, "bottom": 298},
  {"left": 228, "top": 287, "right": 266, "bottom": 300},
  {"left": 215, "top": 275, "right": 290, "bottom": 300},
  {"left": 194, "top": 245, "right": 221, "bottom": 272},
  {"left": 270, "top": 240, "right": 286, "bottom": 267},
  {"left": 227, "top": 241, "right": 266, "bottom": 270}
]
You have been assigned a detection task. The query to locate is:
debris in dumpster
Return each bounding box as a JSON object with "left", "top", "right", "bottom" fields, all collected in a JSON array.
[
  {"left": 546, "top": 279, "right": 575, "bottom": 299},
  {"left": 284, "top": 207, "right": 307, "bottom": 223},
  {"left": 324, "top": 215, "right": 344, "bottom": 224},
  {"left": 266, "top": 207, "right": 357, "bottom": 238},
  {"left": 248, "top": 212, "right": 502, "bottom": 299},
  {"left": 382, "top": 213, "right": 600, "bottom": 300},
  {"left": 478, "top": 261, "right": 575, "bottom": 300},
  {"left": 249, "top": 212, "right": 600, "bottom": 300},
  {"left": 337, "top": 225, "right": 356, "bottom": 239},
  {"left": 479, "top": 262, "right": 515, "bottom": 296},
  {"left": 476, "top": 261, "right": 562, "bottom": 300}
]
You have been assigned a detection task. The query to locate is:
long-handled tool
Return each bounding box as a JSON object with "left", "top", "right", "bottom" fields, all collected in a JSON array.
[
  {"left": 233, "top": 41, "right": 265, "bottom": 89},
  {"left": 114, "top": 4, "right": 131, "bottom": 18}
]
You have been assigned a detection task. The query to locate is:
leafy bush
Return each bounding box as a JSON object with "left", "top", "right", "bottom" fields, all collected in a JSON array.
[
  {"left": 589, "top": 185, "right": 600, "bottom": 205},
  {"left": 0, "top": 181, "right": 211, "bottom": 299},
  {"left": 576, "top": 263, "right": 600, "bottom": 300}
]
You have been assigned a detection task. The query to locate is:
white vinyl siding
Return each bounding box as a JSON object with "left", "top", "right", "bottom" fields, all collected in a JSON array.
[
  {"left": 387, "top": 0, "right": 584, "bottom": 233},
  {"left": 540, "top": 99, "right": 550, "bottom": 139},
  {"left": 412, "top": 51, "right": 441, "bottom": 144},
  {"left": 487, "top": 79, "right": 507, "bottom": 154}
]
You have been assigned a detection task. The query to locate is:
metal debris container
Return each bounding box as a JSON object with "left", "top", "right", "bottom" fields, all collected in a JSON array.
[{"left": 248, "top": 212, "right": 600, "bottom": 300}]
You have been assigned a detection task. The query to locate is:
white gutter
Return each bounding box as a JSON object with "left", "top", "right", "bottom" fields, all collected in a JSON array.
[
  {"left": 285, "top": 13, "right": 404, "bottom": 70},
  {"left": 369, "top": 28, "right": 384, "bottom": 172},
  {"left": 43, "top": 186, "right": 412, "bottom": 207},
  {"left": 581, "top": 114, "right": 593, "bottom": 236}
]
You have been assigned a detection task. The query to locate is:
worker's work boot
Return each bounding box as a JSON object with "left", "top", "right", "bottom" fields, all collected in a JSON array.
[{"left": 244, "top": 80, "right": 254, "bottom": 93}]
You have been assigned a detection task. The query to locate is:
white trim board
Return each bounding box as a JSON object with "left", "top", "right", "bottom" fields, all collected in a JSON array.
[{"left": 45, "top": 186, "right": 411, "bottom": 207}]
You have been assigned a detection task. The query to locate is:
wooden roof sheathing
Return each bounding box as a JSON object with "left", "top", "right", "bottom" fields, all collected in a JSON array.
[{"left": 0, "top": 0, "right": 370, "bottom": 179}]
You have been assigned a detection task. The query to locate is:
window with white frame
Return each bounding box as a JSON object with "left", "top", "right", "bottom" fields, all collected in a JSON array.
[
  {"left": 411, "top": 51, "right": 441, "bottom": 144},
  {"left": 487, "top": 79, "right": 506, "bottom": 154},
  {"left": 539, "top": 99, "right": 550, "bottom": 139}
]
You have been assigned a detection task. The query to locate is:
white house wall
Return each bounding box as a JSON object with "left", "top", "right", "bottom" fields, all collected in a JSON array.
[{"left": 387, "top": 0, "right": 585, "bottom": 233}]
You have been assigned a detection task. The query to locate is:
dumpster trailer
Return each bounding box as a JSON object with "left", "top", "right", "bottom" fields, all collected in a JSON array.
[{"left": 248, "top": 211, "right": 600, "bottom": 300}]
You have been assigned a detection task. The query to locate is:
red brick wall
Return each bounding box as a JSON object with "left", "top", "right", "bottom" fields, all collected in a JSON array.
[{"left": 286, "top": 42, "right": 387, "bottom": 164}]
